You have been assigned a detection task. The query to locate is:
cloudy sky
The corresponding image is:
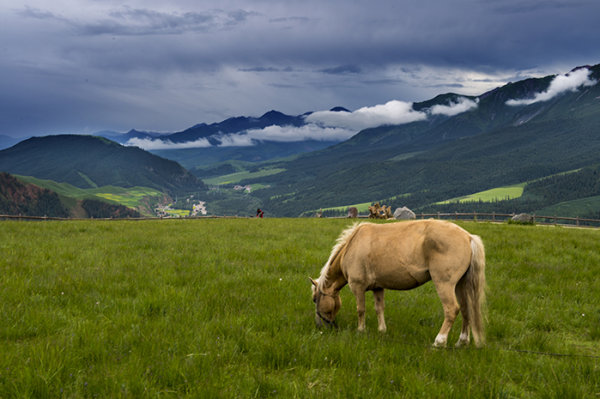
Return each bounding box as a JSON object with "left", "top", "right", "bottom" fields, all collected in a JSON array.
[{"left": 1, "top": 0, "right": 599, "bottom": 140}]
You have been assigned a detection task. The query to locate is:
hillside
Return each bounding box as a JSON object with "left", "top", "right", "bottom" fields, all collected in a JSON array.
[
  {"left": 0, "top": 135, "right": 206, "bottom": 194},
  {"left": 0, "top": 172, "right": 69, "bottom": 217},
  {"left": 236, "top": 64, "right": 600, "bottom": 216},
  {"left": 0, "top": 172, "right": 140, "bottom": 218}
]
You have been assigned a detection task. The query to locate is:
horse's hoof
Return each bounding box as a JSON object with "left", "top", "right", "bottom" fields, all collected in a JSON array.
[{"left": 432, "top": 334, "right": 447, "bottom": 348}]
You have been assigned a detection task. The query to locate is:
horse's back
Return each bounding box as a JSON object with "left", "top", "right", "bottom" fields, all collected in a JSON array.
[{"left": 341, "top": 220, "right": 473, "bottom": 290}]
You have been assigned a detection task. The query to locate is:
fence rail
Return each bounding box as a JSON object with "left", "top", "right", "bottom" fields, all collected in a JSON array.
[
  {"left": 399, "top": 212, "right": 600, "bottom": 227},
  {"left": 345, "top": 211, "right": 600, "bottom": 227},
  {"left": 2, "top": 212, "right": 600, "bottom": 227}
]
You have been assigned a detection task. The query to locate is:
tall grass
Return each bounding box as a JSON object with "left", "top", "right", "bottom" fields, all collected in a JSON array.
[{"left": 1, "top": 219, "right": 599, "bottom": 397}]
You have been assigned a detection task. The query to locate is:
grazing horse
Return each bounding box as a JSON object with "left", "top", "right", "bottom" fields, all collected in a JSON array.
[{"left": 310, "top": 220, "right": 486, "bottom": 347}]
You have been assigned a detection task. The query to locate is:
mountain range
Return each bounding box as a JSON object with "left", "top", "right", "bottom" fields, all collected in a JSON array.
[
  {"left": 0, "top": 63, "right": 599, "bottom": 218},
  {"left": 242, "top": 64, "right": 600, "bottom": 216},
  {"left": 100, "top": 109, "right": 343, "bottom": 169}
]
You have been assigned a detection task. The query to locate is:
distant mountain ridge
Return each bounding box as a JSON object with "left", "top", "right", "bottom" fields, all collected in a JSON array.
[
  {"left": 104, "top": 109, "right": 307, "bottom": 145},
  {"left": 100, "top": 108, "right": 346, "bottom": 168},
  {"left": 0, "top": 135, "right": 205, "bottom": 194}
]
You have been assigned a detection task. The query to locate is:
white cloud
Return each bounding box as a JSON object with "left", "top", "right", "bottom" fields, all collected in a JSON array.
[
  {"left": 125, "top": 136, "right": 211, "bottom": 150},
  {"left": 216, "top": 134, "right": 255, "bottom": 147},
  {"left": 429, "top": 97, "right": 479, "bottom": 116},
  {"left": 506, "top": 68, "right": 596, "bottom": 106},
  {"left": 245, "top": 124, "right": 355, "bottom": 142},
  {"left": 305, "top": 100, "right": 427, "bottom": 131},
  {"left": 125, "top": 123, "right": 355, "bottom": 149}
]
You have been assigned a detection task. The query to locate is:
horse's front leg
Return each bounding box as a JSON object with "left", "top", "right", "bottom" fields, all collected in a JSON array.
[
  {"left": 373, "top": 288, "right": 387, "bottom": 332},
  {"left": 349, "top": 284, "right": 366, "bottom": 331}
]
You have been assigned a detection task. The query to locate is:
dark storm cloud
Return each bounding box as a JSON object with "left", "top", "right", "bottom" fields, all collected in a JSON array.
[
  {"left": 1, "top": 0, "right": 599, "bottom": 139},
  {"left": 19, "top": 5, "right": 256, "bottom": 36},
  {"left": 320, "top": 65, "right": 362, "bottom": 75},
  {"left": 238, "top": 67, "right": 293, "bottom": 73}
]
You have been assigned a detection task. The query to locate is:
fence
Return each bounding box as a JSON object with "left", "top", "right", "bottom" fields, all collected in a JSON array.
[
  {"left": 3, "top": 211, "right": 600, "bottom": 227},
  {"left": 344, "top": 211, "right": 600, "bottom": 227},
  {"left": 393, "top": 212, "right": 600, "bottom": 227}
]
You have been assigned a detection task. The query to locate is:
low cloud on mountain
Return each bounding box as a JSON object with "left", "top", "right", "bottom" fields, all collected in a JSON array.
[
  {"left": 305, "top": 100, "right": 428, "bottom": 130},
  {"left": 126, "top": 123, "right": 354, "bottom": 150},
  {"left": 429, "top": 97, "right": 479, "bottom": 116},
  {"left": 125, "top": 97, "right": 485, "bottom": 150},
  {"left": 244, "top": 124, "right": 354, "bottom": 142},
  {"left": 506, "top": 68, "right": 596, "bottom": 106},
  {"left": 126, "top": 137, "right": 212, "bottom": 150}
]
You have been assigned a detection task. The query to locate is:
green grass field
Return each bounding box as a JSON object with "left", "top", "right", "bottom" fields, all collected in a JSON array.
[
  {"left": 438, "top": 184, "right": 526, "bottom": 204},
  {"left": 202, "top": 168, "right": 285, "bottom": 186},
  {"left": 1, "top": 219, "right": 599, "bottom": 397}
]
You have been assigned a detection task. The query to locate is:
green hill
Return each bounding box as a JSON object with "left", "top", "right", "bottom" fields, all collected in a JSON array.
[{"left": 0, "top": 135, "right": 206, "bottom": 194}]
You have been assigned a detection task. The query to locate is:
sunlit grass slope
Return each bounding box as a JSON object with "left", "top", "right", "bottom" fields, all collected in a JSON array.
[{"left": 438, "top": 183, "right": 526, "bottom": 204}]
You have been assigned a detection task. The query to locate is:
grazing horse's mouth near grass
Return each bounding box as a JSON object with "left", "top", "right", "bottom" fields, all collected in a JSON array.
[{"left": 315, "top": 310, "right": 338, "bottom": 328}]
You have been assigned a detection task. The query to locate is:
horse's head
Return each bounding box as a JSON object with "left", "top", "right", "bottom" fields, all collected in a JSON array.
[{"left": 309, "top": 278, "right": 341, "bottom": 328}]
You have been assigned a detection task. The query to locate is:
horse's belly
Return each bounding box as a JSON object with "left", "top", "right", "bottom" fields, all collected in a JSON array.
[{"left": 373, "top": 267, "right": 430, "bottom": 290}]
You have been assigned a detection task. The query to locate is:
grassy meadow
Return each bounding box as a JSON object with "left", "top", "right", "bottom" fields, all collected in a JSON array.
[{"left": 1, "top": 218, "right": 599, "bottom": 397}]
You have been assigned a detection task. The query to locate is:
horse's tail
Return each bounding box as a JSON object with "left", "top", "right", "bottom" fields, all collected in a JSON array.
[{"left": 460, "top": 234, "right": 487, "bottom": 347}]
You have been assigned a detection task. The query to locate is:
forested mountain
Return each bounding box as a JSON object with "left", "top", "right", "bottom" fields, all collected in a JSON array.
[
  {"left": 0, "top": 135, "right": 205, "bottom": 194},
  {"left": 241, "top": 64, "right": 600, "bottom": 216}
]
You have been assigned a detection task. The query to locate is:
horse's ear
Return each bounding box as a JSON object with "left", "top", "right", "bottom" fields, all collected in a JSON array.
[{"left": 308, "top": 277, "right": 318, "bottom": 287}]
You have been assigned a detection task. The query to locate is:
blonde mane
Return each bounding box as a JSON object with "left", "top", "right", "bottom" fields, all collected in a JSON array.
[{"left": 318, "top": 222, "right": 366, "bottom": 284}]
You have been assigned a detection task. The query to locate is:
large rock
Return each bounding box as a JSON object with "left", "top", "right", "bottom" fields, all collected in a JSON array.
[
  {"left": 394, "top": 207, "right": 416, "bottom": 220},
  {"left": 347, "top": 207, "right": 358, "bottom": 218},
  {"left": 511, "top": 213, "right": 534, "bottom": 224}
]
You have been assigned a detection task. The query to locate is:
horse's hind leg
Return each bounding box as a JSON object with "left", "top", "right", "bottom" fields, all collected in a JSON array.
[
  {"left": 373, "top": 288, "right": 386, "bottom": 332},
  {"left": 432, "top": 283, "right": 460, "bottom": 348}
]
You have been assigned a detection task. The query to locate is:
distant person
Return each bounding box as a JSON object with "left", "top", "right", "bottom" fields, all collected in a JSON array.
[{"left": 256, "top": 208, "right": 264, "bottom": 218}]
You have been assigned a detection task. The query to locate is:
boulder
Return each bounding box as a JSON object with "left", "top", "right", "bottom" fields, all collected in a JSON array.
[
  {"left": 511, "top": 213, "right": 534, "bottom": 224},
  {"left": 394, "top": 206, "right": 416, "bottom": 220},
  {"left": 347, "top": 207, "right": 358, "bottom": 218}
]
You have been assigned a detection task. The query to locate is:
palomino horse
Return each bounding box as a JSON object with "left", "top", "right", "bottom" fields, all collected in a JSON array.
[{"left": 310, "top": 220, "right": 486, "bottom": 347}]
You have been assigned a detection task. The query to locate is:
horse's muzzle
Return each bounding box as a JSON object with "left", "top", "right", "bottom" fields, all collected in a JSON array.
[{"left": 315, "top": 312, "right": 338, "bottom": 329}]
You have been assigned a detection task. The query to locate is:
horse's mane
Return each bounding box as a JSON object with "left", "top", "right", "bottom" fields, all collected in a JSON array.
[{"left": 318, "top": 222, "right": 366, "bottom": 283}]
